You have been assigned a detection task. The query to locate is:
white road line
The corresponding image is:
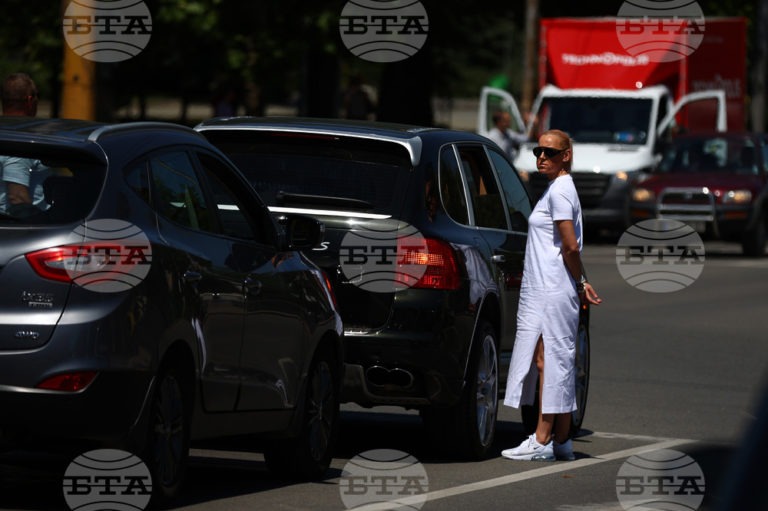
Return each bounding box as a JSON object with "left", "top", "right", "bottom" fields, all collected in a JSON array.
[{"left": 348, "top": 437, "right": 696, "bottom": 511}]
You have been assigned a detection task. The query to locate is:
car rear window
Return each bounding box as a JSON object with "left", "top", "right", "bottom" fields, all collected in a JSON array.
[
  {"left": 0, "top": 151, "right": 105, "bottom": 225},
  {"left": 204, "top": 131, "right": 412, "bottom": 215}
]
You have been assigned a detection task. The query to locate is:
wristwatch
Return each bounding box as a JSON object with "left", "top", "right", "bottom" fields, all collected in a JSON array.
[{"left": 577, "top": 275, "right": 587, "bottom": 292}]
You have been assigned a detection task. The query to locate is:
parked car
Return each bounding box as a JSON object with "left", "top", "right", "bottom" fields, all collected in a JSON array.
[
  {"left": 629, "top": 132, "right": 768, "bottom": 256},
  {"left": 196, "top": 117, "right": 591, "bottom": 459},
  {"left": 0, "top": 118, "right": 343, "bottom": 500}
]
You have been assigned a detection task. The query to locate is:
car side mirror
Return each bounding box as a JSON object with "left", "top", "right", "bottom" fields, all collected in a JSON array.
[{"left": 278, "top": 214, "right": 325, "bottom": 251}]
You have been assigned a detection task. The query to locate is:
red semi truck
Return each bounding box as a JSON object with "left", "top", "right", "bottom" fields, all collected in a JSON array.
[{"left": 479, "top": 17, "right": 747, "bottom": 231}]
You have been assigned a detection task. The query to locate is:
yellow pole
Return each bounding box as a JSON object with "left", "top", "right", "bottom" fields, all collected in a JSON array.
[
  {"left": 61, "top": 47, "right": 96, "bottom": 120},
  {"left": 60, "top": 0, "right": 96, "bottom": 120}
]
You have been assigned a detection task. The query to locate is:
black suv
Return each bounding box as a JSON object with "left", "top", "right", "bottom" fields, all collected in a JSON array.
[
  {"left": 197, "top": 117, "right": 591, "bottom": 459},
  {"left": 0, "top": 118, "right": 343, "bottom": 500}
]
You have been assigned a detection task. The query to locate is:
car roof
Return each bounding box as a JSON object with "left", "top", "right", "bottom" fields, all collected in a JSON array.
[
  {"left": 0, "top": 117, "right": 206, "bottom": 164},
  {"left": 196, "top": 116, "right": 494, "bottom": 167}
]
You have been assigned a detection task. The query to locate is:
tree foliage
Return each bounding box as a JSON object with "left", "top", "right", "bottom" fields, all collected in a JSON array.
[{"left": 0, "top": 0, "right": 759, "bottom": 125}]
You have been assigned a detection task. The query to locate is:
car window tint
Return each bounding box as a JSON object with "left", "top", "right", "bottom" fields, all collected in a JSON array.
[
  {"left": 124, "top": 160, "right": 150, "bottom": 204},
  {"left": 438, "top": 146, "right": 469, "bottom": 225},
  {"left": 0, "top": 150, "right": 104, "bottom": 225},
  {"left": 202, "top": 131, "right": 411, "bottom": 215},
  {"left": 150, "top": 151, "right": 214, "bottom": 232},
  {"left": 457, "top": 145, "right": 508, "bottom": 230},
  {"left": 488, "top": 150, "right": 532, "bottom": 232},
  {"left": 196, "top": 152, "right": 267, "bottom": 243}
]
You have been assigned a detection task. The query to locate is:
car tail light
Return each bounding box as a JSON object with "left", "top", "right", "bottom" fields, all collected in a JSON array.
[
  {"left": 25, "top": 246, "right": 82, "bottom": 283},
  {"left": 398, "top": 237, "right": 461, "bottom": 290},
  {"left": 36, "top": 371, "right": 98, "bottom": 392}
]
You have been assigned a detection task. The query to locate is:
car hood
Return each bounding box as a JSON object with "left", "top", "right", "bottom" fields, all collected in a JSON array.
[
  {"left": 638, "top": 172, "right": 763, "bottom": 193},
  {"left": 515, "top": 142, "right": 654, "bottom": 174}
]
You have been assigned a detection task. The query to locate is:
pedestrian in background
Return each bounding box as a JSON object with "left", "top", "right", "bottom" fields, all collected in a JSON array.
[
  {"left": 487, "top": 110, "right": 528, "bottom": 160},
  {"left": 0, "top": 72, "right": 50, "bottom": 217},
  {"left": 501, "top": 129, "right": 601, "bottom": 462},
  {"left": 342, "top": 75, "right": 375, "bottom": 120}
]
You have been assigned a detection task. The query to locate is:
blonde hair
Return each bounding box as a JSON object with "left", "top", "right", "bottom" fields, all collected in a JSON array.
[{"left": 540, "top": 129, "right": 572, "bottom": 171}]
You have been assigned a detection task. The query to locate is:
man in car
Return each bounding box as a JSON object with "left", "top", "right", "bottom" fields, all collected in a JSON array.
[{"left": 0, "top": 73, "right": 50, "bottom": 217}]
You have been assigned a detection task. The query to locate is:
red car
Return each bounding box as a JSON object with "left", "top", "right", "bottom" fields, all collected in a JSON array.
[{"left": 630, "top": 132, "right": 768, "bottom": 256}]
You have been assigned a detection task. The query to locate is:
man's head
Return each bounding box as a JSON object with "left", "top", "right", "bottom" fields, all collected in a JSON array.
[
  {"left": 2, "top": 73, "right": 38, "bottom": 117},
  {"left": 492, "top": 111, "right": 511, "bottom": 130}
]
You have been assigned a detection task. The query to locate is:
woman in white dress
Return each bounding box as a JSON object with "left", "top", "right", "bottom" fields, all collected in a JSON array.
[{"left": 502, "top": 129, "right": 602, "bottom": 462}]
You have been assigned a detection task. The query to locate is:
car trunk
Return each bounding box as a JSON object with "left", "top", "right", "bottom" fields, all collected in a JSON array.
[
  {"left": 0, "top": 148, "right": 106, "bottom": 351},
  {"left": 0, "top": 228, "right": 80, "bottom": 351}
]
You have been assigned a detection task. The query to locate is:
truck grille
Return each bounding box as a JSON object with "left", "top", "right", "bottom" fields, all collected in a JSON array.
[
  {"left": 660, "top": 190, "right": 712, "bottom": 206},
  {"left": 657, "top": 188, "right": 715, "bottom": 221}
]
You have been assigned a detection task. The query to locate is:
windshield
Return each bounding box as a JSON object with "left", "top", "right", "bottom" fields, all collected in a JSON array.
[
  {"left": 657, "top": 135, "right": 759, "bottom": 175},
  {"left": 204, "top": 131, "right": 413, "bottom": 215},
  {"left": 539, "top": 97, "right": 653, "bottom": 145},
  {"left": 0, "top": 151, "right": 105, "bottom": 225}
]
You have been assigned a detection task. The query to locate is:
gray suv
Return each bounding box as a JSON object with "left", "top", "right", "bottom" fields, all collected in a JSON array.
[{"left": 0, "top": 118, "right": 343, "bottom": 500}]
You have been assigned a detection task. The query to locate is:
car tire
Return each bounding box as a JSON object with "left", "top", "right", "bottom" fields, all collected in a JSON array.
[
  {"left": 742, "top": 213, "right": 766, "bottom": 257},
  {"left": 263, "top": 343, "right": 340, "bottom": 480},
  {"left": 144, "top": 363, "right": 191, "bottom": 502},
  {"left": 422, "top": 320, "right": 499, "bottom": 460},
  {"left": 521, "top": 320, "right": 590, "bottom": 438}
]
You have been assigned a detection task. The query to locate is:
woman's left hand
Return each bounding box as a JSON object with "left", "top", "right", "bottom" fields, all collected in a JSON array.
[{"left": 580, "top": 282, "right": 602, "bottom": 305}]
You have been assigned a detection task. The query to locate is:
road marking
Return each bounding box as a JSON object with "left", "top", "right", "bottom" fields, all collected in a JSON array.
[{"left": 348, "top": 436, "right": 696, "bottom": 511}]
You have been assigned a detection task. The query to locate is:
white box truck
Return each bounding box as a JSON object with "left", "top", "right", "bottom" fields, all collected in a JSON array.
[{"left": 478, "top": 17, "right": 745, "bottom": 232}]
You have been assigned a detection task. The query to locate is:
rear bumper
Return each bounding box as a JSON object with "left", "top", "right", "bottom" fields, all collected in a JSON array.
[
  {"left": 0, "top": 371, "right": 153, "bottom": 449},
  {"left": 340, "top": 324, "right": 472, "bottom": 408}
]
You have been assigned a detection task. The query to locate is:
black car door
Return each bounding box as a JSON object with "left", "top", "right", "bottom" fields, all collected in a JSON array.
[
  {"left": 193, "top": 152, "right": 308, "bottom": 412},
  {"left": 456, "top": 145, "right": 529, "bottom": 359}
]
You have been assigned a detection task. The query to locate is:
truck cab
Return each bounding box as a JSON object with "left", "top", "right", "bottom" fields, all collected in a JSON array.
[{"left": 479, "top": 84, "right": 727, "bottom": 234}]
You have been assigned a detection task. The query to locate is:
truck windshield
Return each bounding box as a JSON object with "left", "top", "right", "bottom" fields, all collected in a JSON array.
[{"left": 540, "top": 97, "right": 653, "bottom": 145}]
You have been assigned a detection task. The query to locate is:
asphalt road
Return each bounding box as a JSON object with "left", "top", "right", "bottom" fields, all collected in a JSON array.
[{"left": 2, "top": 240, "right": 767, "bottom": 511}]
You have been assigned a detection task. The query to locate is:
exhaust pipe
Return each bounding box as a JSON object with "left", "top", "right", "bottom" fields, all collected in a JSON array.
[{"left": 366, "top": 365, "right": 415, "bottom": 388}]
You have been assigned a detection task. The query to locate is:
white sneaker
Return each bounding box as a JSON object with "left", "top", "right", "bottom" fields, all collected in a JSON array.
[
  {"left": 553, "top": 438, "right": 575, "bottom": 461},
  {"left": 501, "top": 434, "right": 555, "bottom": 461}
]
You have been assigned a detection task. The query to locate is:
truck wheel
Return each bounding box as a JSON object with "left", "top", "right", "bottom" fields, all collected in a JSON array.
[
  {"left": 263, "top": 343, "right": 340, "bottom": 480},
  {"left": 521, "top": 322, "right": 590, "bottom": 438},
  {"left": 144, "top": 363, "right": 191, "bottom": 501},
  {"left": 742, "top": 214, "right": 766, "bottom": 257},
  {"left": 422, "top": 320, "right": 499, "bottom": 459}
]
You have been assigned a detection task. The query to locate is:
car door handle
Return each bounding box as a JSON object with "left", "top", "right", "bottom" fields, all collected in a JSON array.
[
  {"left": 183, "top": 270, "right": 202, "bottom": 283},
  {"left": 492, "top": 254, "right": 506, "bottom": 263}
]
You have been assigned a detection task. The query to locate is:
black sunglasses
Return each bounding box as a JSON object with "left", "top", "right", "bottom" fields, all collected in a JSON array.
[{"left": 532, "top": 146, "right": 565, "bottom": 158}]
